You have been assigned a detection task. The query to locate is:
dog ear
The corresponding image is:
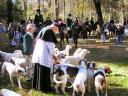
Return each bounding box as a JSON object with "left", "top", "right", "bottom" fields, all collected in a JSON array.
[
  {"left": 9, "top": 57, "right": 15, "bottom": 65},
  {"left": 79, "top": 59, "right": 87, "bottom": 66},
  {"left": 18, "top": 70, "right": 23, "bottom": 73},
  {"left": 104, "top": 65, "right": 112, "bottom": 74},
  {"left": 92, "top": 61, "right": 96, "bottom": 69},
  {"left": 17, "top": 67, "right": 25, "bottom": 74},
  {"left": 87, "top": 62, "right": 90, "bottom": 68}
]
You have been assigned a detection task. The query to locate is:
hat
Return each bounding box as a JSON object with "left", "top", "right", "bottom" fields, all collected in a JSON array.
[{"left": 36, "top": 9, "right": 40, "bottom": 12}]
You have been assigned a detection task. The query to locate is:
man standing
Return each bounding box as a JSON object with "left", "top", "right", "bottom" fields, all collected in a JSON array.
[
  {"left": 34, "top": 9, "right": 43, "bottom": 35},
  {"left": 23, "top": 24, "right": 35, "bottom": 81},
  {"left": 90, "top": 17, "right": 94, "bottom": 25},
  {"left": 85, "top": 18, "right": 89, "bottom": 26},
  {"left": 66, "top": 13, "right": 73, "bottom": 44}
]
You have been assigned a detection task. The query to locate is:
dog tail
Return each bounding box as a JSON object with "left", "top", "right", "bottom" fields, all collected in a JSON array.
[
  {"left": 76, "top": 85, "right": 79, "bottom": 89},
  {"left": 66, "top": 81, "right": 73, "bottom": 88},
  {"left": 53, "top": 74, "right": 64, "bottom": 84},
  {"left": 99, "top": 78, "right": 105, "bottom": 86},
  {"left": 1, "top": 63, "right": 6, "bottom": 74},
  {"left": 76, "top": 84, "right": 81, "bottom": 91}
]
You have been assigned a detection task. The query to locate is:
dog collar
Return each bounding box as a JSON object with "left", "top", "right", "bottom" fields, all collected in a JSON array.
[
  {"left": 94, "top": 71, "right": 105, "bottom": 79},
  {"left": 88, "top": 66, "right": 94, "bottom": 69}
]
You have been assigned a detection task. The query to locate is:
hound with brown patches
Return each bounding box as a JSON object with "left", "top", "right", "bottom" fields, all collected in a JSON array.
[{"left": 94, "top": 66, "right": 112, "bottom": 96}]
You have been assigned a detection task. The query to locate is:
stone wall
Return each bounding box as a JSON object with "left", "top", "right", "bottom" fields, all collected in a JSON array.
[{"left": 85, "top": 45, "right": 128, "bottom": 60}]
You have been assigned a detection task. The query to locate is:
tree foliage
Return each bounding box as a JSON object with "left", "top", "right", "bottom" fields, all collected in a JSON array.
[
  {"left": 0, "top": 0, "right": 7, "bottom": 21},
  {"left": 1, "top": 0, "right": 128, "bottom": 23}
]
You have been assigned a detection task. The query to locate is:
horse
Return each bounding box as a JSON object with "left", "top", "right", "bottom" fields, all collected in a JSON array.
[
  {"left": 58, "top": 23, "right": 69, "bottom": 47},
  {"left": 105, "top": 22, "right": 117, "bottom": 37},
  {"left": 80, "top": 21, "right": 98, "bottom": 39},
  {"left": 90, "top": 21, "right": 99, "bottom": 36}
]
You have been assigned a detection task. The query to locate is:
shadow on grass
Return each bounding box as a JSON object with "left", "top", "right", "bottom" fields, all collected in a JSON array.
[
  {"left": 108, "top": 88, "right": 128, "bottom": 96},
  {"left": 64, "top": 86, "right": 128, "bottom": 96},
  {"left": 0, "top": 74, "right": 128, "bottom": 96}
]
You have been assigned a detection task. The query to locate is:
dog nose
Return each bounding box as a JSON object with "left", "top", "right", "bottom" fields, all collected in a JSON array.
[{"left": 18, "top": 70, "right": 23, "bottom": 73}]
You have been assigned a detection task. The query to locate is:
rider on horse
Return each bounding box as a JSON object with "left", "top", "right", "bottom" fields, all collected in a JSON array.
[{"left": 90, "top": 17, "right": 94, "bottom": 26}]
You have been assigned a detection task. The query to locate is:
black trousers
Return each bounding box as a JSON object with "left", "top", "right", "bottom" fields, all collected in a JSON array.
[
  {"left": 32, "top": 63, "right": 51, "bottom": 92},
  {"left": 73, "top": 35, "right": 78, "bottom": 48}
]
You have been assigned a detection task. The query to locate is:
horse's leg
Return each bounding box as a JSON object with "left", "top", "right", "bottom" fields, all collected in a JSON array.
[
  {"left": 89, "top": 31, "right": 90, "bottom": 38},
  {"left": 74, "top": 36, "right": 78, "bottom": 48},
  {"left": 108, "top": 31, "right": 110, "bottom": 38},
  {"left": 126, "top": 36, "right": 127, "bottom": 44},
  {"left": 123, "top": 35, "right": 126, "bottom": 45},
  {"left": 65, "top": 34, "right": 69, "bottom": 45},
  {"left": 60, "top": 36, "right": 63, "bottom": 47},
  {"left": 93, "top": 30, "right": 95, "bottom": 38},
  {"left": 62, "top": 36, "right": 65, "bottom": 44}
]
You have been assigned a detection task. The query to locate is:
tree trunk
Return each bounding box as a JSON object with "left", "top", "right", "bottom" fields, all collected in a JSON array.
[
  {"left": 23, "top": 0, "right": 27, "bottom": 20},
  {"left": 92, "top": 0, "right": 104, "bottom": 32},
  {"left": 109, "top": 0, "right": 112, "bottom": 21},
  {"left": 55, "top": 0, "right": 59, "bottom": 19},
  {"left": 64, "top": 0, "right": 66, "bottom": 21},
  {"left": 82, "top": 0, "right": 85, "bottom": 21},
  {"left": 121, "top": 0, "right": 125, "bottom": 24},
  {"left": 6, "top": 0, "right": 13, "bottom": 24}
]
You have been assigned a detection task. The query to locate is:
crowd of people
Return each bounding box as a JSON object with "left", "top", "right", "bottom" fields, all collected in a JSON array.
[
  {"left": 101, "top": 17, "right": 128, "bottom": 44},
  {"left": 6, "top": 10, "right": 98, "bottom": 49}
]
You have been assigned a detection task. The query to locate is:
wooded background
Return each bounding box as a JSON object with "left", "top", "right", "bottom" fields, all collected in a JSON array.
[{"left": 0, "top": 0, "right": 128, "bottom": 24}]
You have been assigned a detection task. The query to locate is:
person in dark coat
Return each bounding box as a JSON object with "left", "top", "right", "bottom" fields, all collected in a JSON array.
[
  {"left": 110, "top": 17, "right": 114, "bottom": 24},
  {"left": 23, "top": 23, "right": 35, "bottom": 81},
  {"left": 85, "top": 18, "right": 89, "bottom": 27},
  {"left": 34, "top": 9, "right": 43, "bottom": 36},
  {"left": 66, "top": 13, "right": 73, "bottom": 44},
  {"left": 90, "top": 17, "right": 94, "bottom": 25},
  {"left": 34, "top": 9, "right": 43, "bottom": 27}
]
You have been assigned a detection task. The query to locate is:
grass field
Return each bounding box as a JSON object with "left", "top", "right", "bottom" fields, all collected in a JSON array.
[{"left": 0, "top": 33, "right": 128, "bottom": 96}]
